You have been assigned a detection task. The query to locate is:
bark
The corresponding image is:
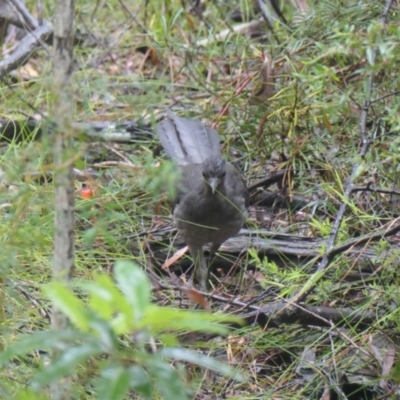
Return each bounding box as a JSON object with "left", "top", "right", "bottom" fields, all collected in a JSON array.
[{"left": 51, "top": 0, "right": 75, "bottom": 398}]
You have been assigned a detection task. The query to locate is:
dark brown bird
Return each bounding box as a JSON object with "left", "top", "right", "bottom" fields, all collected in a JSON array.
[{"left": 157, "top": 113, "right": 248, "bottom": 290}]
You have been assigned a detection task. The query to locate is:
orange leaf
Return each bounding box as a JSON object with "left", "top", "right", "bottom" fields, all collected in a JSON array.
[{"left": 162, "top": 246, "right": 188, "bottom": 270}]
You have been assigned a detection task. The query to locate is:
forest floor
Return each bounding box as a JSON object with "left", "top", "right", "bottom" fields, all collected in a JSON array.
[{"left": 1, "top": 0, "right": 400, "bottom": 399}]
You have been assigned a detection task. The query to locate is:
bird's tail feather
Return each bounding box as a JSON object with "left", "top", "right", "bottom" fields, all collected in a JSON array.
[{"left": 157, "top": 113, "right": 221, "bottom": 165}]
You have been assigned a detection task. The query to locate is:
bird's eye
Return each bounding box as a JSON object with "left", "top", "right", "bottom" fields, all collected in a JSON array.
[{"left": 221, "top": 171, "right": 226, "bottom": 177}]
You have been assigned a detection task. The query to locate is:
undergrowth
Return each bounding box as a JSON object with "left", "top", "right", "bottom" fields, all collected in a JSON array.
[{"left": 1, "top": 0, "right": 400, "bottom": 398}]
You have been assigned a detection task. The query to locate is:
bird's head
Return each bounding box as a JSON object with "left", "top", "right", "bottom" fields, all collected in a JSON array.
[{"left": 202, "top": 156, "right": 226, "bottom": 194}]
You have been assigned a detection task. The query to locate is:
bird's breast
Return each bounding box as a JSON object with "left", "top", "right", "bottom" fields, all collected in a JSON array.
[{"left": 174, "top": 191, "right": 246, "bottom": 247}]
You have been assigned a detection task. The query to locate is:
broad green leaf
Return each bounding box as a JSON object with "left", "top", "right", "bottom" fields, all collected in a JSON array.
[
  {"left": 114, "top": 260, "right": 150, "bottom": 323},
  {"left": 81, "top": 273, "right": 134, "bottom": 334},
  {"left": 142, "top": 305, "right": 243, "bottom": 334},
  {"left": 95, "top": 365, "right": 131, "bottom": 400},
  {"left": 88, "top": 312, "right": 119, "bottom": 352},
  {"left": 14, "top": 388, "right": 48, "bottom": 400},
  {"left": 158, "top": 334, "right": 180, "bottom": 347},
  {"left": 147, "top": 358, "right": 187, "bottom": 400},
  {"left": 0, "top": 330, "right": 92, "bottom": 366},
  {"left": 43, "top": 283, "right": 89, "bottom": 332},
  {"left": 80, "top": 274, "right": 131, "bottom": 320},
  {"left": 109, "top": 313, "right": 131, "bottom": 335},
  {"left": 82, "top": 275, "right": 116, "bottom": 319},
  {"left": 31, "top": 343, "right": 103, "bottom": 389},
  {"left": 128, "top": 365, "right": 153, "bottom": 399},
  {"left": 160, "top": 347, "right": 245, "bottom": 382}
]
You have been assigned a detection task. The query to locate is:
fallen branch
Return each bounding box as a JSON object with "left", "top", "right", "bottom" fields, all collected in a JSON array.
[
  {"left": 0, "top": 23, "right": 52, "bottom": 77},
  {"left": 149, "top": 225, "right": 395, "bottom": 272},
  {"left": 241, "top": 301, "right": 377, "bottom": 330},
  {"left": 0, "top": 119, "right": 152, "bottom": 143},
  {"left": 156, "top": 281, "right": 378, "bottom": 331}
]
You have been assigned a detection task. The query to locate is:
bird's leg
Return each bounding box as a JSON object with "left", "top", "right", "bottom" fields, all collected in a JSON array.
[
  {"left": 189, "top": 245, "right": 208, "bottom": 291},
  {"left": 207, "top": 242, "right": 222, "bottom": 285},
  {"left": 209, "top": 242, "right": 221, "bottom": 261}
]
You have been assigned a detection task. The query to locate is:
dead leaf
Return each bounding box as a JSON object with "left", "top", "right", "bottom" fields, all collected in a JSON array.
[
  {"left": 18, "top": 62, "right": 39, "bottom": 78},
  {"left": 161, "top": 245, "right": 188, "bottom": 270},
  {"left": 182, "top": 287, "right": 210, "bottom": 310}
]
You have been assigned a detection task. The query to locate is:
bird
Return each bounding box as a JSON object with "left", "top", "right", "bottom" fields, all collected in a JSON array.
[{"left": 156, "top": 112, "right": 248, "bottom": 291}]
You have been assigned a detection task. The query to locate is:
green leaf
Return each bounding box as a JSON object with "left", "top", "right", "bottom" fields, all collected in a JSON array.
[
  {"left": 366, "top": 46, "right": 375, "bottom": 65},
  {"left": 312, "top": 63, "right": 326, "bottom": 75},
  {"left": 248, "top": 248, "right": 261, "bottom": 265},
  {"left": 114, "top": 260, "right": 150, "bottom": 323},
  {"left": 88, "top": 312, "right": 119, "bottom": 352},
  {"left": 81, "top": 274, "right": 126, "bottom": 320},
  {"left": 31, "top": 343, "right": 103, "bottom": 389},
  {"left": 43, "top": 283, "right": 89, "bottom": 332},
  {"left": 147, "top": 358, "right": 187, "bottom": 400},
  {"left": 0, "top": 330, "right": 92, "bottom": 366},
  {"left": 82, "top": 227, "right": 98, "bottom": 247},
  {"left": 84, "top": 277, "right": 115, "bottom": 320},
  {"left": 391, "top": 359, "right": 400, "bottom": 382},
  {"left": 109, "top": 313, "right": 131, "bottom": 336},
  {"left": 160, "top": 347, "right": 245, "bottom": 382},
  {"left": 14, "top": 388, "right": 48, "bottom": 400},
  {"left": 95, "top": 365, "right": 131, "bottom": 400},
  {"left": 80, "top": 274, "right": 134, "bottom": 335},
  {"left": 142, "top": 306, "right": 243, "bottom": 334},
  {"left": 353, "top": 162, "right": 366, "bottom": 180},
  {"left": 128, "top": 365, "right": 153, "bottom": 399},
  {"left": 158, "top": 334, "right": 180, "bottom": 347},
  {"left": 363, "top": 76, "right": 371, "bottom": 100}
]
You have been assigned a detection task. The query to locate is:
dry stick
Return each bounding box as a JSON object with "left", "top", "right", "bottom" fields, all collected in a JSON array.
[
  {"left": 371, "top": 89, "right": 400, "bottom": 104},
  {"left": 37, "top": 0, "right": 43, "bottom": 26},
  {"left": 0, "top": 23, "right": 52, "bottom": 77},
  {"left": 102, "top": 144, "right": 134, "bottom": 164},
  {"left": 315, "top": 108, "right": 375, "bottom": 271},
  {"left": 378, "top": 1, "right": 394, "bottom": 265},
  {"left": 0, "top": 5, "right": 150, "bottom": 128},
  {"left": 0, "top": 1, "right": 24, "bottom": 27},
  {"left": 322, "top": 219, "right": 400, "bottom": 262},
  {"left": 256, "top": 0, "right": 281, "bottom": 45},
  {"left": 286, "top": 97, "right": 376, "bottom": 306},
  {"left": 5, "top": 0, "right": 51, "bottom": 55},
  {"left": 154, "top": 280, "right": 376, "bottom": 330},
  {"left": 118, "top": 0, "right": 148, "bottom": 34},
  {"left": 241, "top": 301, "right": 377, "bottom": 330},
  {"left": 247, "top": 170, "right": 286, "bottom": 192},
  {"left": 15, "top": 284, "right": 50, "bottom": 321},
  {"left": 195, "top": 18, "right": 264, "bottom": 47},
  {"left": 0, "top": 9, "right": 52, "bottom": 119},
  {"left": 0, "top": 118, "right": 152, "bottom": 143},
  {"left": 212, "top": 72, "right": 257, "bottom": 127},
  {"left": 295, "top": 302, "right": 371, "bottom": 358},
  {"left": 6, "top": 0, "right": 38, "bottom": 29},
  {"left": 381, "top": 0, "right": 394, "bottom": 25},
  {"left": 351, "top": 185, "right": 400, "bottom": 196},
  {"left": 319, "top": 96, "right": 377, "bottom": 259}
]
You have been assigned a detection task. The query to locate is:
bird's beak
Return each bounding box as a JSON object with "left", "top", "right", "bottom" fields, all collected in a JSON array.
[{"left": 208, "top": 177, "right": 217, "bottom": 194}]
